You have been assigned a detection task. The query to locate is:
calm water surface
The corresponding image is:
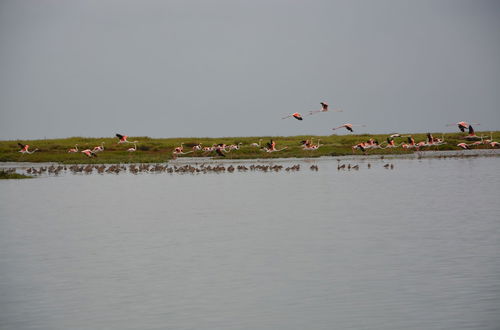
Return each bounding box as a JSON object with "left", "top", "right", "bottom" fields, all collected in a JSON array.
[{"left": 1, "top": 157, "right": 499, "bottom": 330}]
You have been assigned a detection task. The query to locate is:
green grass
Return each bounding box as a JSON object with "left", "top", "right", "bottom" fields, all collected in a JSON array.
[
  {"left": 0, "top": 132, "right": 497, "bottom": 164},
  {"left": 0, "top": 170, "right": 33, "bottom": 179}
]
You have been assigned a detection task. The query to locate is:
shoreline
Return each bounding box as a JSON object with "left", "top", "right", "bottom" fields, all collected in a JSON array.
[
  {"left": 1, "top": 133, "right": 499, "bottom": 164},
  {"left": 1, "top": 149, "right": 499, "bottom": 169}
]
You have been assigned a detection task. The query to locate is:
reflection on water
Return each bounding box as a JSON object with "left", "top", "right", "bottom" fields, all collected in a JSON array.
[{"left": 1, "top": 157, "right": 499, "bottom": 330}]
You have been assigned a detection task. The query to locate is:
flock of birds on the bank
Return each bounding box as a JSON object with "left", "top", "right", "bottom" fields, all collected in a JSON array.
[{"left": 15, "top": 104, "right": 500, "bottom": 158}]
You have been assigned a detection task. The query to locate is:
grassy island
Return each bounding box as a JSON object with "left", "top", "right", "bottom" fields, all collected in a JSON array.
[
  {"left": 0, "top": 170, "right": 33, "bottom": 179},
  {"left": 0, "top": 132, "right": 498, "bottom": 164}
]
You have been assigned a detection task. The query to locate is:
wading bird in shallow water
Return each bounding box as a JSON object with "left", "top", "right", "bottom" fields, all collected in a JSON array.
[
  {"left": 446, "top": 121, "right": 480, "bottom": 132},
  {"left": 18, "top": 143, "right": 38, "bottom": 154},
  {"left": 81, "top": 149, "right": 97, "bottom": 157},
  {"left": 332, "top": 123, "right": 366, "bottom": 132},
  {"left": 308, "top": 102, "right": 342, "bottom": 115},
  {"left": 282, "top": 112, "right": 303, "bottom": 120},
  {"left": 68, "top": 144, "right": 79, "bottom": 153}
]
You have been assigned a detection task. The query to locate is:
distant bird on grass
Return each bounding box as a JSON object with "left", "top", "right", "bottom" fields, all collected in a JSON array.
[
  {"left": 68, "top": 144, "right": 79, "bottom": 153},
  {"left": 92, "top": 142, "right": 105, "bottom": 153},
  {"left": 127, "top": 143, "right": 137, "bottom": 152}
]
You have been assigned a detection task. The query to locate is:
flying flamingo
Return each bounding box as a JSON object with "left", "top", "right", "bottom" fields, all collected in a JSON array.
[
  {"left": 81, "top": 149, "right": 97, "bottom": 157},
  {"left": 332, "top": 123, "right": 366, "bottom": 132},
  {"left": 446, "top": 121, "right": 479, "bottom": 132},
  {"left": 457, "top": 143, "right": 470, "bottom": 150},
  {"left": 172, "top": 143, "right": 194, "bottom": 156},
  {"left": 308, "top": 102, "right": 342, "bottom": 115},
  {"left": 464, "top": 125, "right": 482, "bottom": 141},
  {"left": 262, "top": 140, "right": 287, "bottom": 152},
  {"left": 116, "top": 133, "right": 135, "bottom": 144},
  {"left": 18, "top": 143, "right": 39, "bottom": 154},
  {"left": 282, "top": 112, "right": 303, "bottom": 120},
  {"left": 92, "top": 142, "right": 105, "bottom": 153},
  {"left": 68, "top": 144, "right": 79, "bottom": 153}
]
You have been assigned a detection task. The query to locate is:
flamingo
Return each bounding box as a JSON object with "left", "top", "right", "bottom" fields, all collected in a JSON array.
[
  {"left": 457, "top": 143, "right": 470, "bottom": 150},
  {"left": 92, "top": 142, "right": 105, "bottom": 153},
  {"left": 127, "top": 143, "right": 137, "bottom": 152},
  {"left": 18, "top": 143, "right": 39, "bottom": 154},
  {"left": 464, "top": 125, "right": 482, "bottom": 141},
  {"left": 352, "top": 143, "right": 366, "bottom": 153},
  {"left": 308, "top": 102, "right": 342, "bottom": 115},
  {"left": 446, "top": 121, "right": 479, "bottom": 132},
  {"left": 81, "top": 149, "right": 97, "bottom": 157},
  {"left": 332, "top": 123, "right": 366, "bottom": 132},
  {"left": 192, "top": 143, "right": 202, "bottom": 151},
  {"left": 262, "top": 140, "right": 287, "bottom": 152},
  {"left": 251, "top": 139, "right": 263, "bottom": 147},
  {"left": 172, "top": 143, "right": 194, "bottom": 156},
  {"left": 68, "top": 144, "right": 79, "bottom": 153},
  {"left": 490, "top": 141, "right": 500, "bottom": 148},
  {"left": 282, "top": 112, "right": 303, "bottom": 120},
  {"left": 116, "top": 133, "right": 135, "bottom": 144}
]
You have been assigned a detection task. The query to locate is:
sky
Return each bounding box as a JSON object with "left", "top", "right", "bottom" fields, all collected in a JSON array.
[{"left": 0, "top": 0, "right": 499, "bottom": 140}]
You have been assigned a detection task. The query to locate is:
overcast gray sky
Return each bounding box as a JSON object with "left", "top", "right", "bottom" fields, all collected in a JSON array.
[{"left": 0, "top": 0, "right": 499, "bottom": 140}]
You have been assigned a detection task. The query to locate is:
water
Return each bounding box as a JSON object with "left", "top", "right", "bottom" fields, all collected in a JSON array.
[{"left": 1, "top": 157, "right": 499, "bottom": 330}]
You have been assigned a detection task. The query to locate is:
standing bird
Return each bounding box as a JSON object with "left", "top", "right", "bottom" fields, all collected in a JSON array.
[
  {"left": 127, "top": 143, "right": 137, "bottom": 152},
  {"left": 251, "top": 139, "right": 263, "bottom": 147},
  {"left": 18, "top": 143, "right": 39, "bottom": 154},
  {"left": 68, "top": 144, "right": 79, "bottom": 153},
  {"left": 282, "top": 112, "right": 303, "bottom": 120},
  {"left": 332, "top": 123, "right": 366, "bottom": 132},
  {"left": 92, "top": 142, "right": 105, "bottom": 153},
  {"left": 308, "top": 102, "right": 342, "bottom": 115}
]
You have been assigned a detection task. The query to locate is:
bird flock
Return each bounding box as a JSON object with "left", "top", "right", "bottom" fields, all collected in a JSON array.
[{"left": 14, "top": 104, "right": 500, "bottom": 158}]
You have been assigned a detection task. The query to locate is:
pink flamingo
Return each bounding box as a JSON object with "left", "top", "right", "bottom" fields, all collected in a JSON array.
[
  {"left": 282, "top": 112, "right": 303, "bottom": 120},
  {"left": 116, "top": 133, "right": 136, "bottom": 144},
  {"left": 308, "top": 102, "right": 342, "bottom": 115},
  {"left": 68, "top": 144, "right": 79, "bottom": 153},
  {"left": 332, "top": 123, "right": 366, "bottom": 132},
  {"left": 127, "top": 143, "right": 137, "bottom": 152},
  {"left": 81, "top": 149, "right": 97, "bottom": 157},
  {"left": 446, "top": 121, "right": 479, "bottom": 132},
  {"left": 18, "top": 143, "right": 38, "bottom": 154},
  {"left": 92, "top": 142, "right": 105, "bottom": 153}
]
